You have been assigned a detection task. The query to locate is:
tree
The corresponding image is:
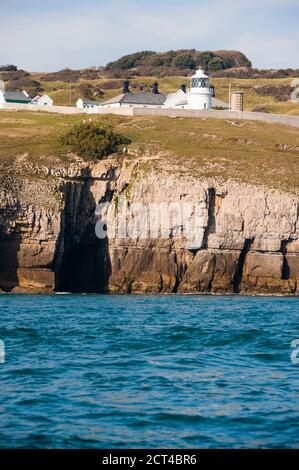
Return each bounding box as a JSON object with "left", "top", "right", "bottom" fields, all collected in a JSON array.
[
  {"left": 0, "top": 65, "right": 18, "bottom": 72},
  {"left": 196, "top": 52, "right": 216, "bottom": 70},
  {"left": 208, "top": 57, "right": 226, "bottom": 72},
  {"left": 173, "top": 53, "right": 196, "bottom": 70},
  {"left": 107, "top": 51, "right": 156, "bottom": 70},
  {"left": 60, "top": 122, "right": 131, "bottom": 161},
  {"left": 78, "top": 83, "right": 103, "bottom": 100}
]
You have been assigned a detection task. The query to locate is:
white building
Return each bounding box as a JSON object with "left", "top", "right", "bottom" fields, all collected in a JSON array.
[
  {"left": 76, "top": 98, "right": 101, "bottom": 109},
  {"left": 187, "top": 68, "right": 213, "bottom": 110},
  {"left": 32, "top": 94, "right": 54, "bottom": 106},
  {"left": 0, "top": 82, "right": 54, "bottom": 108},
  {"left": 0, "top": 89, "right": 32, "bottom": 107},
  {"left": 98, "top": 68, "right": 228, "bottom": 111}
]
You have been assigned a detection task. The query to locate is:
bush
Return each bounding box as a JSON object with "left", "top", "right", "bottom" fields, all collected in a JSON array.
[
  {"left": 40, "top": 68, "right": 82, "bottom": 83},
  {"left": 196, "top": 51, "right": 216, "bottom": 70},
  {"left": 173, "top": 53, "right": 196, "bottom": 70},
  {"left": 0, "top": 64, "right": 18, "bottom": 72},
  {"left": 215, "top": 50, "right": 252, "bottom": 68},
  {"left": 252, "top": 106, "right": 269, "bottom": 113},
  {"left": 0, "top": 69, "right": 30, "bottom": 82},
  {"left": 78, "top": 83, "right": 103, "bottom": 100},
  {"left": 107, "top": 51, "right": 156, "bottom": 70},
  {"left": 208, "top": 57, "right": 226, "bottom": 72},
  {"left": 61, "top": 122, "right": 131, "bottom": 161},
  {"left": 255, "top": 85, "right": 292, "bottom": 102},
  {"left": 6, "top": 77, "right": 43, "bottom": 95}
]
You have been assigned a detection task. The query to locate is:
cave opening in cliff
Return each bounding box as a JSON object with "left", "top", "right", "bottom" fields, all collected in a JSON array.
[
  {"left": 55, "top": 180, "right": 112, "bottom": 294},
  {"left": 57, "top": 237, "right": 111, "bottom": 294}
]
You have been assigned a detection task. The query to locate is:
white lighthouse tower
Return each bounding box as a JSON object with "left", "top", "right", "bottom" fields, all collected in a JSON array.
[{"left": 187, "top": 68, "right": 214, "bottom": 110}]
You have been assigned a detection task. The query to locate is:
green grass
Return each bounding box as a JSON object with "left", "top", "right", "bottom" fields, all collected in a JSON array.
[{"left": 0, "top": 110, "right": 299, "bottom": 193}]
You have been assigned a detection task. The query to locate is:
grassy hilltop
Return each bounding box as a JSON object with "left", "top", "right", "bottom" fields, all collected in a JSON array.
[
  {"left": 0, "top": 111, "right": 299, "bottom": 194},
  {"left": 1, "top": 49, "right": 299, "bottom": 115}
]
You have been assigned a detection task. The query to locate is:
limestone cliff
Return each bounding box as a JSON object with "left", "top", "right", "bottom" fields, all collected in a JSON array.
[{"left": 0, "top": 155, "right": 298, "bottom": 295}]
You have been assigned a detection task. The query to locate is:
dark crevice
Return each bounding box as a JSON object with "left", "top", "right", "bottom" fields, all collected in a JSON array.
[
  {"left": 173, "top": 261, "right": 180, "bottom": 294},
  {"left": 203, "top": 188, "right": 225, "bottom": 249},
  {"left": 281, "top": 239, "right": 290, "bottom": 280},
  {"left": 233, "top": 239, "right": 254, "bottom": 293},
  {"left": 203, "top": 188, "right": 216, "bottom": 248}
]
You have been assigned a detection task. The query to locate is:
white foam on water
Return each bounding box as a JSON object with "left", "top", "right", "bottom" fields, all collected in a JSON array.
[{"left": 0, "top": 340, "right": 5, "bottom": 364}]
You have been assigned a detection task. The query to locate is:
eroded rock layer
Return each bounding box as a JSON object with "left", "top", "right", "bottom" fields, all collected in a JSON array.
[{"left": 0, "top": 158, "right": 298, "bottom": 295}]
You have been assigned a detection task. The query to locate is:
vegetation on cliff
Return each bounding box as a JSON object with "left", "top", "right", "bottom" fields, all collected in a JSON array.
[{"left": 60, "top": 122, "right": 131, "bottom": 161}]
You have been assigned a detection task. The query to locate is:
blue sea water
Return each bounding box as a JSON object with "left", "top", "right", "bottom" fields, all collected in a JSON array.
[{"left": 0, "top": 294, "right": 298, "bottom": 449}]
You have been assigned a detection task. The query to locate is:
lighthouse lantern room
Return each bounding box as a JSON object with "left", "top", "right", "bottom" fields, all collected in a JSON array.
[{"left": 187, "top": 68, "right": 213, "bottom": 110}]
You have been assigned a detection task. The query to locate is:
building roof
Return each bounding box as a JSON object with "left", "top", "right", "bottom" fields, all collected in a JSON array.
[
  {"left": 4, "top": 91, "right": 31, "bottom": 102},
  {"left": 100, "top": 94, "right": 125, "bottom": 106},
  {"left": 101, "top": 92, "right": 167, "bottom": 106},
  {"left": 32, "top": 94, "right": 53, "bottom": 102},
  {"left": 191, "top": 68, "right": 209, "bottom": 79},
  {"left": 121, "top": 92, "right": 167, "bottom": 105}
]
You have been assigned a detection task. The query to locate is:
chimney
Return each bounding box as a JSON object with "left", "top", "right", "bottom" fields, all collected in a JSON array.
[
  {"left": 180, "top": 84, "right": 187, "bottom": 94},
  {"left": 123, "top": 80, "right": 130, "bottom": 94},
  {"left": 152, "top": 81, "right": 159, "bottom": 94}
]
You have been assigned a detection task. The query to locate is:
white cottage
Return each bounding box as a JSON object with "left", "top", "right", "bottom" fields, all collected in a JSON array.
[
  {"left": 32, "top": 94, "right": 54, "bottom": 106},
  {"left": 76, "top": 98, "right": 101, "bottom": 109}
]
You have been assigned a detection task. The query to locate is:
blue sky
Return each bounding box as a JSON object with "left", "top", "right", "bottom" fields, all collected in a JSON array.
[{"left": 1, "top": 0, "right": 298, "bottom": 71}]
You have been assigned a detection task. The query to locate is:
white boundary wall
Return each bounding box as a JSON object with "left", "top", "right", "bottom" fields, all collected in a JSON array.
[
  {"left": 131, "top": 108, "right": 299, "bottom": 129},
  {"left": 1, "top": 102, "right": 299, "bottom": 128}
]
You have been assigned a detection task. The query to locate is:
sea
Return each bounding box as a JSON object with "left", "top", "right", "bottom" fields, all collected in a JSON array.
[{"left": 0, "top": 294, "right": 298, "bottom": 449}]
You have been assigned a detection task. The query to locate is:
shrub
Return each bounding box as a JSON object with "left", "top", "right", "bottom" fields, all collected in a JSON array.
[
  {"left": 0, "top": 69, "right": 30, "bottom": 82},
  {"left": 252, "top": 106, "right": 269, "bottom": 113},
  {"left": 255, "top": 85, "right": 292, "bottom": 102},
  {"left": 215, "top": 50, "right": 252, "bottom": 68},
  {"left": 173, "top": 53, "right": 196, "bottom": 70},
  {"left": 0, "top": 64, "right": 18, "bottom": 72},
  {"left": 78, "top": 83, "right": 103, "bottom": 100},
  {"left": 61, "top": 122, "right": 131, "bottom": 161},
  {"left": 6, "top": 77, "right": 43, "bottom": 95},
  {"left": 208, "top": 57, "right": 226, "bottom": 72},
  {"left": 100, "top": 80, "right": 123, "bottom": 90},
  {"left": 196, "top": 51, "right": 216, "bottom": 70},
  {"left": 107, "top": 51, "right": 156, "bottom": 70},
  {"left": 40, "top": 68, "right": 82, "bottom": 83}
]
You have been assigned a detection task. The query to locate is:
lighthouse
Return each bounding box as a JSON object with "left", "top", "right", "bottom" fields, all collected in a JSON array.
[{"left": 187, "top": 68, "right": 214, "bottom": 110}]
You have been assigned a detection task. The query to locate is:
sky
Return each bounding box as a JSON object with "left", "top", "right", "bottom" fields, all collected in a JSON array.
[{"left": 1, "top": 0, "right": 298, "bottom": 71}]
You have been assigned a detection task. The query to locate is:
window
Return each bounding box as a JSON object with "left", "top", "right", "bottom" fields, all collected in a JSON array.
[{"left": 191, "top": 78, "right": 209, "bottom": 88}]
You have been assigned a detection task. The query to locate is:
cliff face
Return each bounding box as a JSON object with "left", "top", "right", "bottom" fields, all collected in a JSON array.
[{"left": 0, "top": 156, "right": 298, "bottom": 295}]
